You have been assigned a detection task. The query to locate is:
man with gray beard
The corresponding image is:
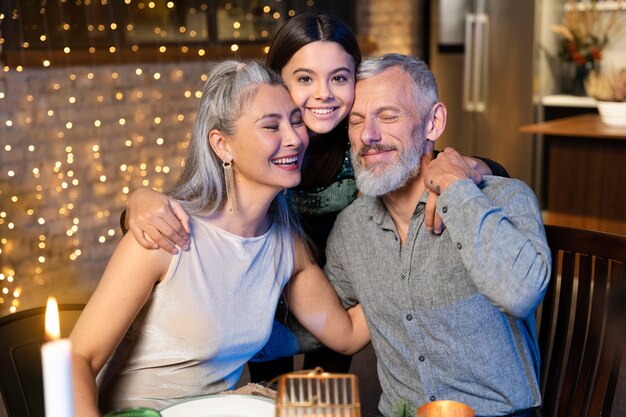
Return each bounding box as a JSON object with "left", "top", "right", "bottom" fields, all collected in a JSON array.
[{"left": 325, "top": 54, "right": 551, "bottom": 417}]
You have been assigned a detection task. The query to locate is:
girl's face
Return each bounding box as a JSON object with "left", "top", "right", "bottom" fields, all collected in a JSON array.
[
  {"left": 227, "top": 84, "right": 309, "bottom": 194},
  {"left": 281, "top": 41, "right": 356, "bottom": 135}
]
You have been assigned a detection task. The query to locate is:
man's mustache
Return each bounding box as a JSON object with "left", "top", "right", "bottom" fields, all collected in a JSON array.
[{"left": 357, "top": 144, "right": 398, "bottom": 157}]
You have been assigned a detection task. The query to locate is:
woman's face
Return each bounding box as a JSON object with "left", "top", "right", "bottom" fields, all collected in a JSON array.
[
  {"left": 228, "top": 84, "right": 309, "bottom": 193},
  {"left": 281, "top": 41, "right": 356, "bottom": 135}
]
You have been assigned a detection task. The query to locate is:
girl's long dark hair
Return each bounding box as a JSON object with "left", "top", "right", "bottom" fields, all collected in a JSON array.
[{"left": 266, "top": 14, "right": 361, "bottom": 74}]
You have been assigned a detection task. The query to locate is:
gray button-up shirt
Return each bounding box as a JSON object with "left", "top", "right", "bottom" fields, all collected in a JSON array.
[{"left": 324, "top": 177, "right": 551, "bottom": 417}]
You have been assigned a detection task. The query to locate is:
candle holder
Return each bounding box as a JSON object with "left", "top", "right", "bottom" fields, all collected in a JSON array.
[
  {"left": 417, "top": 400, "right": 474, "bottom": 417},
  {"left": 274, "top": 367, "right": 361, "bottom": 417}
]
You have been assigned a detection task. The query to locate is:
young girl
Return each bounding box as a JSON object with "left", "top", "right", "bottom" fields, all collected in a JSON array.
[{"left": 69, "top": 60, "right": 370, "bottom": 416}]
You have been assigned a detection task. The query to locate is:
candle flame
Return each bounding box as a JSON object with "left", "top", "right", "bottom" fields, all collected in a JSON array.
[{"left": 45, "top": 297, "right": 60, "bottom": 341}]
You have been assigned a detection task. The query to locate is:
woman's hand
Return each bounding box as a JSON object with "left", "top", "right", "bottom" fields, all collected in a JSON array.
[{"left": 126, "top": 187, "right": 191, "bottom": 254}]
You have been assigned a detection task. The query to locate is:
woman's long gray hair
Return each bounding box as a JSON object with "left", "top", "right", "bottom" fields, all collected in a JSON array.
[{"left": 167, "top": 60, "right": 302, "bottom": 236}]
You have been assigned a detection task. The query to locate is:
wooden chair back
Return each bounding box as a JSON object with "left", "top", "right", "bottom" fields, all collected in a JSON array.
[
  {"left": 538, "top": 225, "right": 626, "bottom": 417},
  {"left": 0, "top": 304, "right": 84, "bottom": 417}
]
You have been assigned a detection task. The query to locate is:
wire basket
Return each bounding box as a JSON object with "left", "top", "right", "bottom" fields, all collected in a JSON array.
[{"left": 274, "top": 367, "right": 361, "bottom": 417}]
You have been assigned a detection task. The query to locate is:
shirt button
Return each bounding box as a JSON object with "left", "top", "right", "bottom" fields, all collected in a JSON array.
[
  {"left": 456, "top": 242, "right": 462, "bottom": 249},
  {"left": 442, "top": 206, "right": 448, "bottom": 213},
  {"left": 406, "top": 314, "right": 413, "bottom": 321},
  {"left": 430, "top": 395, "right": 437, "bottom": 402},
  {"left": 400, "top": 274, "right": 406, "bottom": 280},
  {"left": 418, "top": 355, "right": 425, "bottom": 362}
]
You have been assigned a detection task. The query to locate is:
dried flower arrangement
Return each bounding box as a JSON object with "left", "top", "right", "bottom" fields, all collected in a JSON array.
[
  {"left": 551, "top": 0, "right": 624, "bottom": 65},
  {"left": 586, "top": 68, "right": 626, "bottom": 102}
]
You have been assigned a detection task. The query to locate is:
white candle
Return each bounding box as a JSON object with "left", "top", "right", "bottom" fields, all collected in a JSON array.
[{"left": 41, "top": 297, "right": 74, "bottom": 417}]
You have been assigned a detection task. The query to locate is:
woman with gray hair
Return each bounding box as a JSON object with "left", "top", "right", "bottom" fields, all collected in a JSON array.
[{"left": 69, "top": 60, "right": 370, "bottom": 417}]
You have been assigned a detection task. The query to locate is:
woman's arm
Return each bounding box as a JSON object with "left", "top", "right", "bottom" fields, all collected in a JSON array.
[
  {"left": 286, "top": 238, "right": 370, "bottom": 355},
  {"left": 124, "top": 187, "right": 191, "bottom": 254},
  {"left": 69, "top": 234, "right": 172, "bottom": 417}
]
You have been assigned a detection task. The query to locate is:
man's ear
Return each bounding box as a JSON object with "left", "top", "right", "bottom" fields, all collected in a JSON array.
[
  {"left": 208, "top": 129, "right": 232, "bottom": 162},
  {"left": 424, "top": 102, "right": 447, "bottom": 144}
]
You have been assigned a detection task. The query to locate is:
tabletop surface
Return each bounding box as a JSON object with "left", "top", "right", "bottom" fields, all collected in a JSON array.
[{"left": 519, "top": 114, "right": 626, "bottom": 140}]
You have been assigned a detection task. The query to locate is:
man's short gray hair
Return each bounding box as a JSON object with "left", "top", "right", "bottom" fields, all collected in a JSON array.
[{"left": 357, "top": 53, "right": 439, "bottom": 118}]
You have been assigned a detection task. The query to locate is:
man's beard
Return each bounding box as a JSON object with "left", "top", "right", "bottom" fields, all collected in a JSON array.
[{"left": 351, "top": 138, "right": 424, "bottom": 197}]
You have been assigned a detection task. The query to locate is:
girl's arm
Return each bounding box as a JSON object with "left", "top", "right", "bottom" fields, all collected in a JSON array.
[
  {"left": 425, "top": 149, "right": 495, "bottom": 234},
  {"left": 123, "top": 187, "right": 191, "bottom": 254},
  {"left": 286, "top": 238, "right": 370, "bottom": 355},
  {"left": 69, "top": 233, "right": 172, "bottom": 417}
]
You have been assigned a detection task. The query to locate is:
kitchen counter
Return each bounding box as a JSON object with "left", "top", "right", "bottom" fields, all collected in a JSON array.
[
  {"left": 519, "top": 113, "right": 626, "bottom": 140},
  {"left": 541, "top": 95, "right": 598, "bottom": 108},
  {"left": 520, "top": 114, "right": 626, "bottom": 235}
]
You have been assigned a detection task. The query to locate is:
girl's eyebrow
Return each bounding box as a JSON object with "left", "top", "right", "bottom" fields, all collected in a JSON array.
[
  {"left": 290, "top": 68, "right": 314, "bottom": 75},
  {"left": 291, "top": 67, "right": 353, "bottom": 75},
  {"left": 330, "top": 67, "right": 353, "bottom": 74}
]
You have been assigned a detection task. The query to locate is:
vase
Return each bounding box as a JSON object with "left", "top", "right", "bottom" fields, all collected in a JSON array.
[
  {"left": 562, "top": 61, "right": 597, "bottom": 96},
  {"left": 597, "top": 101, "right": 626, "bottom": 126},
  {"left": 573, "top": 61, "right": 597, "bottom": 96}
]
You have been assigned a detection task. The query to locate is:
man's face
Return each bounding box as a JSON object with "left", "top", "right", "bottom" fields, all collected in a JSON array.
[{"left": 348, "top": 66, "right": 428, "bottom": 197}]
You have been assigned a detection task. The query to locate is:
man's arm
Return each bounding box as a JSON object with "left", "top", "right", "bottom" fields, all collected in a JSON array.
[{"left": 425, "top": 148, "right": 551, "bottom": 319}]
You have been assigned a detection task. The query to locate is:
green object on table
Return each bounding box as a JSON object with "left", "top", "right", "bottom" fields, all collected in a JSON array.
[
  {"left": 103, "top": 407, "right": 161, "bottom": 417},
  {"left": 392, "top": 399, "right": 417, "bottom": 417}
]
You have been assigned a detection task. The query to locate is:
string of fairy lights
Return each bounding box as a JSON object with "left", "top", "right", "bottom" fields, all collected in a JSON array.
[{"left": 0, "top": 0, "right": 313, "bottom": 315}]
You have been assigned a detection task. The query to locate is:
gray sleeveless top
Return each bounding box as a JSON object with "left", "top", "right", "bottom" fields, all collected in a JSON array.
[{"left": 97, "top": 216, "right": 294, "bottom": 411}]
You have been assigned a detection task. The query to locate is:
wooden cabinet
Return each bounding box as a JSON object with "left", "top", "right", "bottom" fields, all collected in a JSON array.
[{"left": 520, "top": 113, "right": 626, "bottom": 235}]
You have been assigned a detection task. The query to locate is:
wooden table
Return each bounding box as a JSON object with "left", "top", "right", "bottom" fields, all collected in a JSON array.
[
  {"left": 519, "top": 113, "right": 626, "bottom": 140},
  {"left": 519, "top": 114, "right": 626, "bottom": 235}
]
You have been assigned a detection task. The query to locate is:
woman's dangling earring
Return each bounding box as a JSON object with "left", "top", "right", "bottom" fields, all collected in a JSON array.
[{"left": 223, "top": 159, "right": 236, "bottom": 211}]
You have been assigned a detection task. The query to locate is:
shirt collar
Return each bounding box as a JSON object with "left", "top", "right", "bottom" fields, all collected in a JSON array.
[{"left": 368, "top": 190, "right": 430, "bottom": 227}]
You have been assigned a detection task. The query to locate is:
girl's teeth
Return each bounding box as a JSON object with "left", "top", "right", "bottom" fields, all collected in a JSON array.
[{"left": 310, "top": 108, "right": 335, "bottom": 115}]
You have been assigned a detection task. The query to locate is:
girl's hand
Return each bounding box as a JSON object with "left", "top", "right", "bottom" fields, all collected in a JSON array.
[
  {"left": 423, "top": 148, "right": 485, "bottom": 234},
  {"left": 126, "top": 188, "right": 190, "bottom": 254}
]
